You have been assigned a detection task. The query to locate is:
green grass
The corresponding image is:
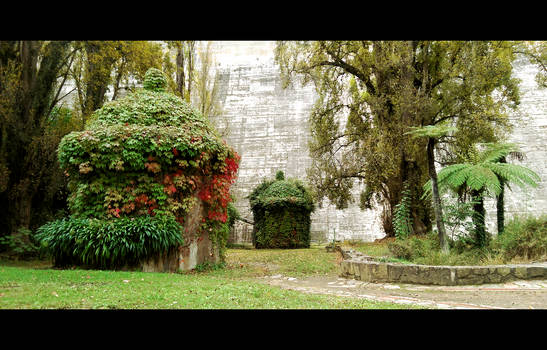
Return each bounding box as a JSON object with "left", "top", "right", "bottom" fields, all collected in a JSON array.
[
  {"left": 0, "top": 246, "right": 419, "bottom": 309},
  {"left": 224, "top": 246, "right": 338, "bottom": 277},
  {"left": 341, "top": 240, "right": 393, "bottom": 258}
]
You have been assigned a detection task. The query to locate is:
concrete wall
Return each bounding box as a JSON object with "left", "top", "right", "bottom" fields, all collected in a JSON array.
[
  {"left": 208, "top": 41, "right": 547, "bottom": 244},
  {"left": 483, "top": 56, "right": 547, "bottom": 234},
  {"left": 209, "top": 41, "right": 384, "bottom": 244}
]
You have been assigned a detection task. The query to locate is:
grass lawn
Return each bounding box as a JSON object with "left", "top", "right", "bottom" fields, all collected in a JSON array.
[{"left": 0, "top": 245, "right": 420, "bottom": 309}]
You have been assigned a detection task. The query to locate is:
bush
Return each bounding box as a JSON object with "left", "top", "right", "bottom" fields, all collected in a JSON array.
[
  {"left": 255, "top": 207, "right": 311, "bottom": 249},
  {"left": 0, "top": 228, "right": 41, "bottom": 259},
  {"left": 387, "top": 216, "right": 547, "bottom": 266},
  {"left": 388, "top": 234, "right": 435, "bottom": 261},
  {"left": 36, "top": 215, "right": 184, "bottom": 269},
  {"left": 491, "top": 215, "right": 547, "bottom": 262},
  {"left": 387, "top": 233, "right": 487, "bottom": 265}
]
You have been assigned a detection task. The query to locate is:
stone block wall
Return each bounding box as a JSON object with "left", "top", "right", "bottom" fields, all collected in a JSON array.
[{"left": 338, "top": 248, "right": 547, "bottom": 285}]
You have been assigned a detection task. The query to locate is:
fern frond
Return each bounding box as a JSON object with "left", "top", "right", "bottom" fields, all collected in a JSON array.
[
  {"left": 478, "top": 142, "right": 520, "bottom": 163},
  {"left": 437, "top": 163, "right": 471, "bottom": 190},
  {"left": 466, "top": 166, "right": 501, "bottom": 195},
  {"left": 485, "top": 163, "right": 540, "bottom": 189}
]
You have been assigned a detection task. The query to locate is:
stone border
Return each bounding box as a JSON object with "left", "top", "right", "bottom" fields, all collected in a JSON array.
[{"left": 337, "top": 247, "right": 547, "bottom": 286}]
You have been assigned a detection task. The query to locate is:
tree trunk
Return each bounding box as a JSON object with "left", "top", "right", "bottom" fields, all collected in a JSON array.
[
  {"left": 186, "top": 41, "right": 195, "bottom": 103},
  {"left": 175, "top": 44, "right": 185, "bottom": 99},
  {"left": 82, "top": 42, "right": 115, "bottom": 120},
  {"left": 496, "top": 156, "right": 506, "bottom": 236},
  {"left": 427, "top": 137, "right": 449, "bottom": 253},
  {"left": 111, "top": 60, "right": 126, "bottom": 101},
  {"left": 471, "top": 190, "right": 487, "bottom": 247},
  {"left": 19, "top": 41, "right": 40, "bottom": 125}
]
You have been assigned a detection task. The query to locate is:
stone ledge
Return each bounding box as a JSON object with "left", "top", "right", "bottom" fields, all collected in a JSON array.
[{"left": 337, "top": 248, "right": 547, "bottom": 286}]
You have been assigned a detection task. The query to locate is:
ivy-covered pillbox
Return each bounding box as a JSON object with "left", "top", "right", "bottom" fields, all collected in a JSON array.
[
  {"left": 249, "top": 171, "right": 315, "bottom": 249},
  {"left": 37, "top": 68, "right": 240, "bottom": 271}
]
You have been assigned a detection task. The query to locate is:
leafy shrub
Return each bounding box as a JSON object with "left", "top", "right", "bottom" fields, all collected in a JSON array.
[
  {"left": 441, "top": 196, "right": 478, "bottom": 241},
  {"left": 491, "top": 215, "right": 547, "bottom": 262},
  {"left": 388, "top": 234, "right": 435, "bottom": 261},
  {"left": 388, "top": 234, "right": 488, "bottom": 265},
  {"left": 387, "top": 225, "right": 545, "bottom": 266},
  {"left": 142, "top": 68, "right": 167, "bottom": 92},
  {"left": 387, "top": 239, "right": 413, "bottom": 260},
  {"left": 36, "top": 215, "right": 184, "bottom": 269},
  {"left": 0, "top": 228, "right": 41, "bottom": 259}
]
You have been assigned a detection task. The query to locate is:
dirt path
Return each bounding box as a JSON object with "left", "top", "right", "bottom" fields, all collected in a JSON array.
[{"left": 257, "top": 273, "right": 547, "bottom": 309}]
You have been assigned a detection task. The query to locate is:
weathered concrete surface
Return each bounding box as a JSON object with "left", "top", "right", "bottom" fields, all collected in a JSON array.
[
  {"left": 207, "top": 41, "right": 547, "bottom": 244},
  {"left": 209, "top": 41, "right": 384, "bottom": 244},
  {"left": 141, "top": 196, "right": 219, "bottom": 272},
  {"left": 483, "top": 56, "right": 547, "bottom": 234},
  {"left": 338, "top": 248, "right": 547, "bottom": 286}
]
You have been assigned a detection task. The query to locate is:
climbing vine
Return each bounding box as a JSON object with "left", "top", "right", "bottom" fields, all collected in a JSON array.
[
  {"left": 249, "top": 171, "right": 315, "bottom": 249},
  {"left": 38, "top": 68, "right": 240, "bottom": 268}
]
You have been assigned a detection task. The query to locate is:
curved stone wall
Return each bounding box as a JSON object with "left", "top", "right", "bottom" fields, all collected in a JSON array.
[{"left": 338, "top": 248, "right": 547, "bottom": 286}]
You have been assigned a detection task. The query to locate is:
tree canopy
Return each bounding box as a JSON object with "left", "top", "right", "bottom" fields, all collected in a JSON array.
[{"left": 275, "top": 41, "right": 521, "bottom": 237}]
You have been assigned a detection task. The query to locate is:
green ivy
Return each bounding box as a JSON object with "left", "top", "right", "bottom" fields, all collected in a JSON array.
[
  {"left": 39, "top": 68, "right": 239, "bottom": 269},
  {"left": 249, "top": 171, "right": 314, "bottom": 249}
]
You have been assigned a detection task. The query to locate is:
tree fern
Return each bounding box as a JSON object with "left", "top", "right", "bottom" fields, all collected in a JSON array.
[
  {"left": 407, "top": 123, "right": 457, "bottom": 253},
  {"left": 424, "top": 142, "right": 540, "bottom": 247}
]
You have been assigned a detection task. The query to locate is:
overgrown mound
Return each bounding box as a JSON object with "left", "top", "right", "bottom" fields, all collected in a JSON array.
[
  {"left": 37, "top": 68, "right": 240, "bottom": 269},
  {"left": 249, "top": 171, "right": 314, "bottom": 249}
]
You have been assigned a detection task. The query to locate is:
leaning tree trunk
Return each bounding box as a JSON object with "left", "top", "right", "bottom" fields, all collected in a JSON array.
[{"left": 427, "top": 137, "right": 449, "bottom": 253}]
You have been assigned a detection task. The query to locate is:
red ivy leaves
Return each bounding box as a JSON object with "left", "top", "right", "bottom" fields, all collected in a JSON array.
[
  {"left": 165, "top": 184, "right": 177, "bottom": 195},
  {"left": 102, "top": 151, "right": 239, "bottom": 225},
  {"left": 198, "top": 154, "right": 240, "bottom": 224}
]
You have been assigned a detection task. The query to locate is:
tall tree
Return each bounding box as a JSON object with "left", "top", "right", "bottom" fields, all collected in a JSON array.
[
  {"left": 70, "top": 41, "right": 164, "bottom": 128},
  {"left": 110, "top": 41, "right": 164, "bottom": 101},
  {"left": 193, "top": 41, "right": 226, "bottom": 135},
  {"left": 0, "top": 40, "right": 72, "bottom": 238},
  {"left": 275, "top": 41, "right": 521, "bottom": 239},
  {"left": 514, "top": 41, "right": 547, "bottom": 89},
  {"left": 165, "top": 41, "right": 196, "bottom": 103}
]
